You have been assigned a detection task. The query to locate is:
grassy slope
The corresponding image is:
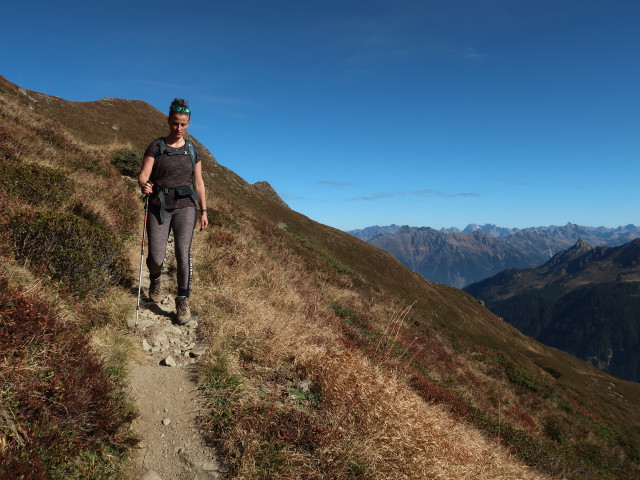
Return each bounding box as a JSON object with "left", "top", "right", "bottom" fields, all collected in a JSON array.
[
  {"left": 0, "top": 77, "right": 141, "bottom": 478},
  {"left": 2, "top": 74, "right": 639, "bottom": 479},
  {"left": 206, "top": 132, "right": 640, "bottom": 445}
]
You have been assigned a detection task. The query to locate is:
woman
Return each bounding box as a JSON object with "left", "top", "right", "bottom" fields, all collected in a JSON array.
[{"left": 138, "top": 98, "right": 208, "bottom": 324}]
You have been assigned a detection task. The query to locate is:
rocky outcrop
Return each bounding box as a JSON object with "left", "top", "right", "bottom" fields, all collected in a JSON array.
[{"left": 253, "top": 181, "right": 289, "bottom": 208}]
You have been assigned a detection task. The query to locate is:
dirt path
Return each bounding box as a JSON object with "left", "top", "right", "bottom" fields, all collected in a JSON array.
[{"left": 125, "top": 236, "right": 223, "bottom": 480}]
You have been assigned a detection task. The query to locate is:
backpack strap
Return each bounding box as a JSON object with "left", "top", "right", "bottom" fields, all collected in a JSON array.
[
  {"left": 154, "top": 137, "right": 165, "bottom": 162},
  {"left": 185, "top": 140, "right": 198, "bottom": 190},
  {"left": 184, "top": 141, "right": 199, "bottom": 205},
  {"left": 185, "top": 140, "right": 196, "bottom": 175}
]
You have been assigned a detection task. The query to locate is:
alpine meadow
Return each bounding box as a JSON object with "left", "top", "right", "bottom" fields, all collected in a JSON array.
[{"left": 1, "top": 75, "right": 640, "bottom": 479}]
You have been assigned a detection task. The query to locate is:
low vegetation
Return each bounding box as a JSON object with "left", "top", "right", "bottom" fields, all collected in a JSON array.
[
  {"left": 9, "top": 208, "right": 131, "bottom": 297},
  {"left": 0, "top": 88, "right": 139, "bottom": 478},
  {"left": 111, "top": 149, "right": 143, "bottom": 178},
  {"left": 0, "top": 160, "right": 72, "bottom": 206},
  {"left": 0, "top": 273, "right": 137, "bottom": 479}
]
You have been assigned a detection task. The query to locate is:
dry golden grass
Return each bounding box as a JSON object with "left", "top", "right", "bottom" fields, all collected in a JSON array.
[
  {"left": 91, "top": 323, "right": 144, "bottom": 378},
  {"left": 190, "top": 211, "right": 553, "bottom": 479}
]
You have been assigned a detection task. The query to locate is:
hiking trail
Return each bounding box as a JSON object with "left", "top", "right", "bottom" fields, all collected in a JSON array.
[{"left": 125, "top": 234, "right": 223, "bottom": 480}]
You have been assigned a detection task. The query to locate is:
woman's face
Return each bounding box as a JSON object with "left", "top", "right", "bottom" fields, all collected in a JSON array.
[{"left": 167, "top": 113, "right": 190, "bottom": 139}]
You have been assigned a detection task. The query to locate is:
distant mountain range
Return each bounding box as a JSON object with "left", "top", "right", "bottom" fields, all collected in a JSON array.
[
  {"left": 464, "top": 239, "right": 640, "bottom": 382},
  {"left": 348, "top": 223, "right": 640, "bottom": 287}
]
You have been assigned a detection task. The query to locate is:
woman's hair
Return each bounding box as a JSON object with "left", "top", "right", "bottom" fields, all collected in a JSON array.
[{"left": 169, "top": 98, "right": 191, "bottom": 117}]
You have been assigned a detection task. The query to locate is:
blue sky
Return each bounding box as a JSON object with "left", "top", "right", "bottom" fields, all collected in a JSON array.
[{"left": 4, "top": 0, "right": 639, "bottom": 231}]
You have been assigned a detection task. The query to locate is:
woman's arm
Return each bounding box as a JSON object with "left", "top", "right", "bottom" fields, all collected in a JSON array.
[
  {"left": 194, "top": 161, "right": 208, "bottom": 231},
  {"left": 138, "top": 155, "right": 155, "bottom": 194}
]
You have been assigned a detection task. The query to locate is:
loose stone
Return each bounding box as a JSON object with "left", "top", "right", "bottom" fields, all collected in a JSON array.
[
  {"left": 299, "top": 379, "right": 311, "bottom": 392},
  {"left": 163, "top": 356, "right": 177, "bottom": 367},
  {"left": 191, "top": 345, "right": 207, "bottom": 357},
  {"left": 140, "top": 471, "right": 163, "bottom": 480},
  {"left": 200, "top": 461, "right": 218, "bottom": 471}
]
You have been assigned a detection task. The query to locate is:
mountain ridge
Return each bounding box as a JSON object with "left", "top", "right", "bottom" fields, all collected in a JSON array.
[{"left": 349, "top": 223, "right": 640, "bottom": 287}]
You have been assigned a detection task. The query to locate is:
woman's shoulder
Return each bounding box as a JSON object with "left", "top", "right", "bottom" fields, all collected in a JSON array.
[{"left": 144, "top": 138, "right": 164, "bottom": 158}]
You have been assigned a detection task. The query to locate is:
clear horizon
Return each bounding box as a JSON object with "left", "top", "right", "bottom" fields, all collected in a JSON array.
[{"left": 4, "top": 0, "right": 639, "bottom": 232}]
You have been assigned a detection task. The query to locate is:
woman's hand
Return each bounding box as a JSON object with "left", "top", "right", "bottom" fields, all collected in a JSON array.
[
  {"left": 200, "top": 211, "right": 209, "bottom": 231},
  {"left": 140, "top": 182, "right": 153, "bottom": 195}
]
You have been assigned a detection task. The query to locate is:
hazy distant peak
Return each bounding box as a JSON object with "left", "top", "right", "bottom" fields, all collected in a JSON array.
[
  {"left": 347, "top": 224, "right": 401, "bottom": 242},
  {"left": 461, "top": 223, "right": 519, "bottom": 237}
]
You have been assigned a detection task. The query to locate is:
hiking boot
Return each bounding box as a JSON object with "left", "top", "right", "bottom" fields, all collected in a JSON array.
[
  {"left": 149, "top": 276, "right": 163, "bottom": 303},
  {"left": 175, "top": 296, "right": 192, "bottom": 325}
]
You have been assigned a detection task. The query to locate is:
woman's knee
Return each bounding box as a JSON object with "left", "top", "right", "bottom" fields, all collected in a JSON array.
[{"left": 146, "top": 256, "right": 163, "bottom": 273}]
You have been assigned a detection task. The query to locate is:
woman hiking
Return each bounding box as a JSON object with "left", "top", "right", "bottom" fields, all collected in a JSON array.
[{"left": 138, "top": 98, "right": 208, "bottom": 324}]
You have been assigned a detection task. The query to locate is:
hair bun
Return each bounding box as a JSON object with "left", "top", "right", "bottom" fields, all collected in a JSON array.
[
  {"left": 169, "top": 98, "right": 191, "bottom": 116},
  {"left": 170, "top": 98, "right": 189, "bottom": 109}
]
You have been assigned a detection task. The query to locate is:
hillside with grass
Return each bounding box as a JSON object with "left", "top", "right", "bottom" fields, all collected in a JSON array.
[{"left": 1, "top": 74, "right": 640, "bottom": 479}]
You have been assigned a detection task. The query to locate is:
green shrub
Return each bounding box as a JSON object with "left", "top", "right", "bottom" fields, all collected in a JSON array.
[
  {"left": 291, "top": 232, "right": 354, "bottom": 276},
  {"left": 543, "top": 416, "right": 565, "bottom": 443},
  {"left": 111, "top": 149, "right": 143, "bottom": 178},
  {"left": 0, "top": 159, "right": 72, "bottom": 206},
  {"left": 330, "top": 301, "right": 355, "bottom": 319},
  {"left": 207, "top": 209, "right": 235, "bottom": 228},
  {"left": 200, "top": 352, "right": 243, "bottom": 429},
  {"left": 495, "top": 353, "right": 550, "bottom": 394},
  {"left": 70, "top": 202, "right": 110, "bottom": 230},
  {"left": 9, "top": 208, "right": 131, "bottom": 297}
]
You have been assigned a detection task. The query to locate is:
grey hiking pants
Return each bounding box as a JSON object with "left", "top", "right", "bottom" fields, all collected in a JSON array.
[{"left": 146, "top": 206, "right": 197, "bottom": 298}]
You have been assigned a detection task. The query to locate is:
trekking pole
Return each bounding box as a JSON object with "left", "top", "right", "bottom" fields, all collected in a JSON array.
[{"left": 134, "top": 194, "right": 149, "bottom": 329}]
